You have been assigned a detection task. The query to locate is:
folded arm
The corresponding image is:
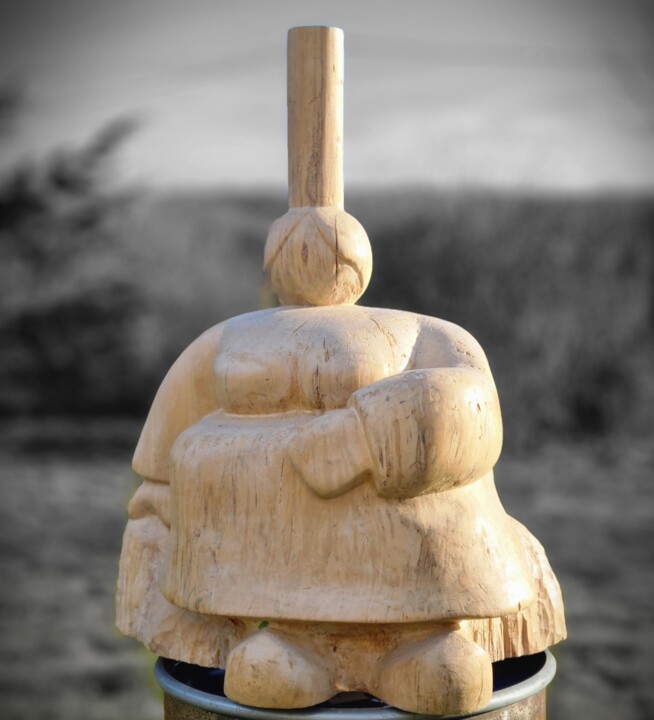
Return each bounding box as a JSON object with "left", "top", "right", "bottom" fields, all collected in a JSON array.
[{"left": 288, "top": 318, "right": 502, "bottom": 499}]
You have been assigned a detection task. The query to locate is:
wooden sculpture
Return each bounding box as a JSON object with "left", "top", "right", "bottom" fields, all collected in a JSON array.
[{"left": 117, "top": 26, "right": 565, "bottom": 716}]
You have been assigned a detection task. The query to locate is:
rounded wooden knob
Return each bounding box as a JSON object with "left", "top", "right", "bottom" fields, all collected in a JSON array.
[{"left": 264, "top": 207, "right": 372, "bottom": 306}]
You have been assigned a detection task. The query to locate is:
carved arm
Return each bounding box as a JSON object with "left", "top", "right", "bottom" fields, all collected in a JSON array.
[
  {"left": 289, "top": 325, "right": 503, "bottom": 500},
  {"left": 351, "top": 366, "right": 502, "bottom": 497}
]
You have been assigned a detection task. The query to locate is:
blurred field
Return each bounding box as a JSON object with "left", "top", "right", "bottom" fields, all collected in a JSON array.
[
  {"left": 1, "top": 431, "right": 652, "bottom": 719},
  {"left": 3, "top": 184, "right": 653, "bottom": 450},
  {"left": 1, "top": 179, "right": 654, "bottom": 719}
]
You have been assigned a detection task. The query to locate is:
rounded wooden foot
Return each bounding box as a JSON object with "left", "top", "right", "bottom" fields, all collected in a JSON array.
[
  {"left": 223, "top": 630, "right": 334, "bottom": 709},
  {"left": 373, "top": 629, "right": 493, "bottom": 715}
]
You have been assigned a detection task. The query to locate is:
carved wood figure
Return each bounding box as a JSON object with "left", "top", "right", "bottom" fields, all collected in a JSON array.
[{"left": 117, "top": 26, "right": 565, "bottom": 716}]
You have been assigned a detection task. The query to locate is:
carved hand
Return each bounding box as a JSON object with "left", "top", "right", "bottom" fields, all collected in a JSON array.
[
  {"left": 289, "top": 367, "right": 501, "bottom": 501},
  {"left": 287, "top": 407, "right": 373, "bottom": 499},
  {"left": 350, "top": 368, "right": 503, "bottom": 498}
]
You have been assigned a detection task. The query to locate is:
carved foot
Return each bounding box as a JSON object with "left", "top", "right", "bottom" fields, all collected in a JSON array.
[
  {"left": 372, "top": 628, "right": 493, "bottom": 715},
  {"left": 224, "top": 629, "right": 334, "bottom": 709}
]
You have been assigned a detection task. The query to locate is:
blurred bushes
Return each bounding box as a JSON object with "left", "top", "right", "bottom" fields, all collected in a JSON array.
[
  {"left": 2, "top": 165, "right": 652, "bottom": 450},
  {"left": 0, "top": 118, "right": 152, "bottom": 415},
  {"left": 356, "top": 191, "right": 654, "bottom": 450}
]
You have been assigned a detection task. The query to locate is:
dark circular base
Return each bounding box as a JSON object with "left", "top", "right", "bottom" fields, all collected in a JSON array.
[{"left": 156, "top": 650, "right": 555, "bottom": 719}]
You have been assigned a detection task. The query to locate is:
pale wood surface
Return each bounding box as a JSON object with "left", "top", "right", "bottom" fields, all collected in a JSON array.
[
  {"left": 263, "top": 207, "right": 372, "bottom": 306},
  {"left": 288, "top": 27, "right": 344, "bottom": 209},
  {"left": 116, "top": 305, "right": 566, "bottom": 712},
  {"left": 116, "top": 25, "right": 565, "bottom": 715},
  {"left": 161, "top": 308, "right": 528, "bottom": 624}
]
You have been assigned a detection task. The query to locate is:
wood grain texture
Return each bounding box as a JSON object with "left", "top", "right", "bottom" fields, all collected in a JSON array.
[
  {"left": 116, "top": 24, "right": 565, "bottom": 716},
  {"left": 116, "top": 306, "right": 566, "bottom": 713},
  {"left": 264, "top": 207, "right": 372, "bottom": 306},
  {"left": 287, "top": 27, "right": 344, "bottom": 209}
]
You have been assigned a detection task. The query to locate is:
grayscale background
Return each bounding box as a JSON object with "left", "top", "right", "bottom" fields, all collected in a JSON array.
[{"left": 1, "top": 1, "right": 653, "bottom": 718}]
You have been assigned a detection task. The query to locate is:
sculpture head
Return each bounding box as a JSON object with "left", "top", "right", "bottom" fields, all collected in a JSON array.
[{"left": 264, "top": 206, "right": 372, "bottom": 306}]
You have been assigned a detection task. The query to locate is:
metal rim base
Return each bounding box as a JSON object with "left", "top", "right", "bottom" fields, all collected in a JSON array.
[{"left": 155, "top": 649, "right": 556, "bottom": 719}]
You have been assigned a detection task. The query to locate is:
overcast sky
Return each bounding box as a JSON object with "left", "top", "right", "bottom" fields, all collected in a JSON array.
[{"left": 1, "top": 0, "right": 653, "bottom": 192}]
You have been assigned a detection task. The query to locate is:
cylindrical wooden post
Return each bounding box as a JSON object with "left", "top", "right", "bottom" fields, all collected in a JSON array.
[{"left": 287, "top": 26, "right": 344, "bottom": 209}]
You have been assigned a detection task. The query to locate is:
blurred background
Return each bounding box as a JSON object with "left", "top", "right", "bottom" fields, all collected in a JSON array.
[{"left": 1, "top": 1, "right": 653, "bottom": 718}]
